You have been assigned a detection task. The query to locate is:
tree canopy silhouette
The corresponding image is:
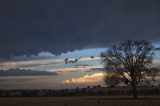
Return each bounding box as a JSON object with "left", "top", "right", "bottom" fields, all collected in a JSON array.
[{"left": 101, "top": 40, "right": 155, "bottom": 99}]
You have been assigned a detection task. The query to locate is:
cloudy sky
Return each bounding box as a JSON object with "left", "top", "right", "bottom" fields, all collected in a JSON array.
[{"left": 0, "top": 0, "right": 160, "bottom": 89}]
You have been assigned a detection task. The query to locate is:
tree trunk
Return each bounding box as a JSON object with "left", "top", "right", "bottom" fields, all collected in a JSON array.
[{"left": 132, "top": 84, "right": 138, "bottom": 99}]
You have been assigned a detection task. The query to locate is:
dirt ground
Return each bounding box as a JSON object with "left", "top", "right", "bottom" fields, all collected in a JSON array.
[{"left": 0, "top": 96, "right": 160, "bottom": 106}]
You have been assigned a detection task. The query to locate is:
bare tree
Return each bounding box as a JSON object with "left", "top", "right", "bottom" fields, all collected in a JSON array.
[
  {"left": 104, "top": 73, "right": 121, "bottom": 88},
  {"left": 101, "top": 40, "right": 155, "bottom": 99},
  {"left": 147, "top": 67, "right": 160, "bottom": 81}
]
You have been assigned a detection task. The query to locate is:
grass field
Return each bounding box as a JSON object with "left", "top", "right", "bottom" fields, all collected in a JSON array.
[{"left": 0, "top": 96, "right": 160, "bottom": 106}]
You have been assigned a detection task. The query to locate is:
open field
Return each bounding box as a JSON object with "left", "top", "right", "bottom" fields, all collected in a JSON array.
[
  {"left": 1, "top": 86, "right": 160, "bottom": 97},
  {"left": 0, "top": 96, "right": 160, "bottom": 106}
]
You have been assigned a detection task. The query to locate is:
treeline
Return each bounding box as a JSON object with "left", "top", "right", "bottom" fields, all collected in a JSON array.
[{"left": 0, "top": 86, "right": 160, "bottom": 97}]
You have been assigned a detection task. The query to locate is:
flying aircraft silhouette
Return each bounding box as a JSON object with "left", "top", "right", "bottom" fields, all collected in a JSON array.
[
  {"left": 64, "top": 57, "right": 80, "bottom": 64},
  {"left": 91, "top": 56, "right": 94, "bottom": 59}
]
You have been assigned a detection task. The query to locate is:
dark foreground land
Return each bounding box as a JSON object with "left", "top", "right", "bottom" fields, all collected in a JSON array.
[{"left": 0, "top": 96, "right": 160, "bottom": 106}]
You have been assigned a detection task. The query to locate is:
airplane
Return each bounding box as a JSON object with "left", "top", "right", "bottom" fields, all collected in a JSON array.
[
  {"left": 64, "top": 57, "right": 80, "bottom": 64},
  {"left": 91, "top": 56, "right": 94, "bottom": 59}
]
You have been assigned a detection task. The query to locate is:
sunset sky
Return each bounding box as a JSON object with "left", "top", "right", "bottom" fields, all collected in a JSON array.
[{"left": 0, "top": 0, "right": 160, "bottom": 89}]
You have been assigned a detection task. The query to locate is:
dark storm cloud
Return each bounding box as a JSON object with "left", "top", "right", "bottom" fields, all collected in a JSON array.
[
  {"left": 0, "top": 0, "right": 160, "bottom": 57},
  {"left": 0, "top": 69, "right": 57, "bottom": 76}
]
